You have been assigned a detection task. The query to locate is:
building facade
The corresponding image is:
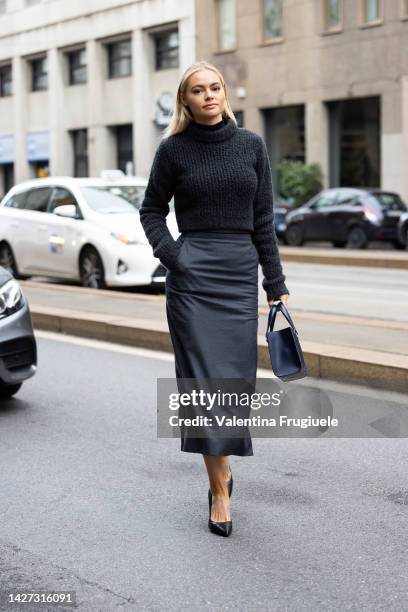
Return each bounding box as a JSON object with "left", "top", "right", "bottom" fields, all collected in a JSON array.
[
  {"left": 196, "top": 0, "right": 408, "bottom": 200},
  {"left": 0, "top": 0, "right": 407, "bottom": 202},
  {"left": 0, "top": 0, "right": 195, "bottom": 196}
]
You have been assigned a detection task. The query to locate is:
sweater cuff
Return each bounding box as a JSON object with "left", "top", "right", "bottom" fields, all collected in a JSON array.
[
  {"left": 154, "top": 237, "right": 181, "bottom": 271},
  {"left": 263, "top": 277, "right": 290, "bottom": 302}
]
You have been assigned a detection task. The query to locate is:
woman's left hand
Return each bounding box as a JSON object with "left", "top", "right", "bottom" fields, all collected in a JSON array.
[{"left": 268, "top": 293, "right": 289, "bottom": 308}]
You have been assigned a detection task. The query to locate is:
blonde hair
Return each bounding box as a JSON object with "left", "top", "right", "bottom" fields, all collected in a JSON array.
[{"left": 162, "top": 60, "right": 237, "bottom": 139}]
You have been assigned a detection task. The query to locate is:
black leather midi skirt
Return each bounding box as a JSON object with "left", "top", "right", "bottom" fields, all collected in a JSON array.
[{"left": 165, "top": 230, "right": 259, "bottom": 456}]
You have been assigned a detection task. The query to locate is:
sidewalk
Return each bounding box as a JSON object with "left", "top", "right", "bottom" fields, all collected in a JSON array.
[{"left": 21, "top": 280, "right": 408, "bottom": 394}]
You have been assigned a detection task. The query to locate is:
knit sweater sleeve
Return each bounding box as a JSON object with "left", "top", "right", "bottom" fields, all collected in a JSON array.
[
  {"left": 139, "top": 139, "right": 180, "bottom": 271},
  {"left": 252, "top": 136, "right": 290, "bottom": 301}
]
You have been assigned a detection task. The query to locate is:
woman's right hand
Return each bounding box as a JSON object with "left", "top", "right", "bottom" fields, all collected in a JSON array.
[{"left": 268, "top": 294, "right": 289, "bottom": 308}]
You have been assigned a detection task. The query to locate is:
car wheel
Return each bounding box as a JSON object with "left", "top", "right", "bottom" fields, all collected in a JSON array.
[
  {"left": 0, "top": 382, "right": 22, "bottom": 399},
  {"left": 332, "top": 241, "right": 347, "bottom": 248},
  {"left": 346, "top": 226, "right": 368, "bottom": 249},
  {"left": 79, "top": 247, "right": 106, "bottom": 289},
  {"left": 285, "top": 225, "right": 304, "bottom": 246},
  {"left": 392, "top": 240, "right": 406, "bottom": 250},
  {"left": 393, "top": 225, "right": 407, "bottom": 249}
]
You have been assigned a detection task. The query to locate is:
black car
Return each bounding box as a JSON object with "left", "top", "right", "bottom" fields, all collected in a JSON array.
[
  {"left": 397, "top": 211, "right": 408, "bottom": 249},
  {"left": 0, "top": 266, "right": 37, "bottom": 398},
  {"left": 284, "top": 188, "right": 407, "bottom": 249}
]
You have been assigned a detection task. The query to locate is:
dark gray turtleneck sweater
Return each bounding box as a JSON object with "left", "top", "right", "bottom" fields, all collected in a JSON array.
[{"left": 139, "top": 116, "right": 289, "bottom": 300}]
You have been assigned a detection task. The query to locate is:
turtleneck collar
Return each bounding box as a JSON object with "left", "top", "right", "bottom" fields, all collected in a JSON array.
[
  {"left": 191, "top": 118, "right": 225, "bottom": 130},
  {"left": 185, "top": 116, "right": 238, "bottom": 143}
]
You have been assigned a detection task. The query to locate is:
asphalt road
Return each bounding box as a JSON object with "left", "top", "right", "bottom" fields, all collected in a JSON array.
[
  {"left": 22, "top": 257, "right": 408, "bottom": 359},
  {"left": 0, "top": 332, "right": 407, "bottom": 611},
  {"left": 283, "top": 262, "right": 408, "bottom": 321},
  {"left": 26, "top": 256, "right": 408, "bottom": 323}
]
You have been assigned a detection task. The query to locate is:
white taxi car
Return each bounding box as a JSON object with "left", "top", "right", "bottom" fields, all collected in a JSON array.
[{"left": 0, "top": 174, "right": 179, "bottom": 289}]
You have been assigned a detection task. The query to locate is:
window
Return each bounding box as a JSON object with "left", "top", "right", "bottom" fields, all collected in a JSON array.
[
  {"left": 30, "top": 161, "right": 49, "bottom": 178},
  {"left": 71, "top": 129, "right": 88, "bottom": 177},
  {"left": 313, "top": 192, "right": 338, "bottom": 209},
  {"left": 79, "top": 187, "right": 137, "bottom": 215},
  {"left": 116, "top": 125, "right": 133, "bottom": 173},
  {"left": 154, "top": 30, "right": 179, "bottom": 70},
  {"left": 102, "top": 185, "right": 146, "bottom": 209},
  {"left": 363, "top": 0, "right": 381, "bottom": 23},
  {"left": 67, "top": 48, "right": 87, "bottom": 85},
  {"left": 48, "top": 187, "right": 80, "bottom": 215},
  {"left": 1, "top": 164, "right": 14, "bottom": 196},
  {"left": 263, "top": 0, "right": 283, "bottom": 39},
  {"left": 24, "top": 187, "right": 52, "bottom": 212},
  {"left": 107, "top": 39, "right": 132, "bottom": 78},
  {"left": 324, "top": 0, "right": 341, "bottom": 30},
  {"left": 371, "top": 192, "right": 407, "bottom": 212},
  {"left": 0, "top": 64, "right": 12, "bottom": 97},
  {"left": 30, "top": 56, "right": 48, "bottom": 91},
  {"left": 4, "top": 192, "right": 27, "bottom": 209},
  {"left": 215, "top": 0, "right": 236, "bottom": 50},
  {"left": 328, "top": 96, "right": 380, "bottom": 188},
  {"left": 233, "top": 110, "right": 244, "bottom": 127},
  {"left": 336, "top": 190, "right": 360, "bottom": 206}
]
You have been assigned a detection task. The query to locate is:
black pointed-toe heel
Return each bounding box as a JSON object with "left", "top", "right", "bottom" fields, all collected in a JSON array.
[{"left": 208, "top": 489, "right": 232, "bottom": 537}]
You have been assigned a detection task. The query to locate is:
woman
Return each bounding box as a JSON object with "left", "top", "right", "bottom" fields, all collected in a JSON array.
[{"left": 140, "top": 60, "right": 289, "bottom": 538}]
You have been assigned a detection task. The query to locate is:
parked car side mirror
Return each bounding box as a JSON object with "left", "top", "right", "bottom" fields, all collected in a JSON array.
[{"left": 53, "top": 204, "right": 78, "bottom": 219}]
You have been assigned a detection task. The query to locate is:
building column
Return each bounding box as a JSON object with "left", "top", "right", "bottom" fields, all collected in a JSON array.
[
  {"left": 48, "top": 47, "right": 67, "bottom": 175},
  {"left": 381, "top": 88, "right": 404, "bottom": 196},
  {"left": 246, "top": 107, "right": 264, "bottom": 136},
  {"left": 132, "top": 28, "right": 152, "bottom": 177},
  {"left": 132, "top": 14, "right": 196, "bottom": 177},
  {"left": 401, "top": 76, "right": 408, "bottom": 203},
  {"left": 306, "top": 100, "right": 329, "bottom": 188},
  {"left": 87, "top": 39, "right": 113, "bottom": 177},
  {"left": 12, "top": 55, "right": 30, "bottom": 182}
]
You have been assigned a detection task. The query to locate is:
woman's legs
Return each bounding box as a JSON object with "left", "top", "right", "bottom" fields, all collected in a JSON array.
[{"left": 203, "top": 455, "right": 232, "bottom": 522}]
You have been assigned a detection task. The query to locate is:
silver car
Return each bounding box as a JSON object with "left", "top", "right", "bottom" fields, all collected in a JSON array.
[{"left": 0, "top": 267, "right": 37, "bottom": 399}]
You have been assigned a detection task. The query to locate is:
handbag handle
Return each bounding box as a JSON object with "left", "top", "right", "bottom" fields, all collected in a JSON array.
[{"left": 266, "top": 301, "right": 299, "bottom": 338}]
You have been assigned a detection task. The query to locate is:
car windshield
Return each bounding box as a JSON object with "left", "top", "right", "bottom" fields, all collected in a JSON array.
[
  {"left": 371, "top": 193, "right": 407, "bottom": 212},
  {"left": 111, "top": 186, "right": 174, "bottom": 211},
  {"left": 80, "top": 185, "right": 175, "bottom": 212},
  {"left": 99, "top": 185, "right": 146, "bottom": 208},
  {"left": 80, "top": 187, "right": 139, "bottom": 214}
]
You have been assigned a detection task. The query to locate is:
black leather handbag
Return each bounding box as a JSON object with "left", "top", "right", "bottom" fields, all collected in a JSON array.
[{"left": 265, "top": 301, "right": 307, "bottom": 381}]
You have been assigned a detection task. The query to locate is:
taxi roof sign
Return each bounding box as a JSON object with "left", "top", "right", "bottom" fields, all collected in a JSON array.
[{"left": 100, "top": 169, "right": 126, "bottom": 181}]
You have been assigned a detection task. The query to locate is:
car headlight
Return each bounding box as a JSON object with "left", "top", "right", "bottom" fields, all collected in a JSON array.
[
  {"left": 111, "top": 232, "right": 144, "bottom": 245},
  {"left": 0, "top": 279, "right": 23, "bottom": 318}
]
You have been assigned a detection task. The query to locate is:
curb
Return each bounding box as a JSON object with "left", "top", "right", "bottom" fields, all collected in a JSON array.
[
  {"left": 31, "top": 306, "right": 408, "bottom": 394},
  {"left": 280, "top": 247, "right": 408, "bottom": 270}
]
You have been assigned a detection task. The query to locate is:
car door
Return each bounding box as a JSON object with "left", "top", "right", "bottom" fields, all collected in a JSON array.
[
  {"left": 0, "top": 191, "right": 30, "bottom": 272},
  {"left": 326, "top": 190, "right": 359, "bottom": 241},
  {"left": 20, "top": 187, "right": 53, "bottom": 273},
  {"left": 37, "top": 186, "right": 83, "bottom": 276},
  {"left": 303, "top": 191, "right": 338, "bottom": 240}
]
